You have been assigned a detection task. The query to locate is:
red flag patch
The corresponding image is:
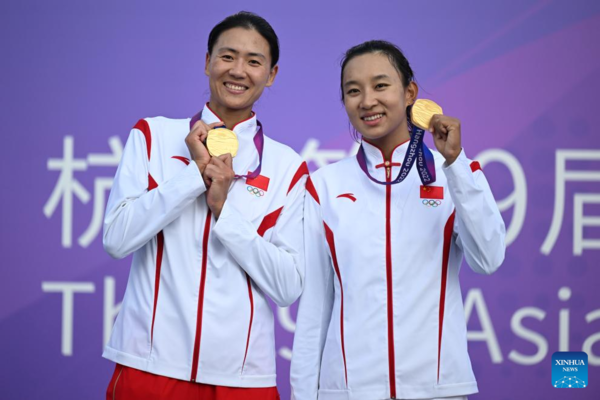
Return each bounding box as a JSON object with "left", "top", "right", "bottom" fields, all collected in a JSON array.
[
  {"left": 420, "top": 185, "right": 443, "bottom": 199},
  {"left": 246, "top": 173, "right": 270, "bottom": 192}
]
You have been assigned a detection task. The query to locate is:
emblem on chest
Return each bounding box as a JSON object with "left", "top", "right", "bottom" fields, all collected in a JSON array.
[
  {"left": 420, "top": 185, "right": 444, "bottom": 207},
  {"left": 246, "top": 174, "right": 270, "bottom": 197}
]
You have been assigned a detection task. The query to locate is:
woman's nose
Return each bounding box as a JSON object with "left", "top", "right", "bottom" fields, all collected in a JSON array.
[
  {"left": 360, "top": 91, "right": 378, "bottom": 109},
  {"left": 228, "top": 60, "right": 246, "bottom": 78}
]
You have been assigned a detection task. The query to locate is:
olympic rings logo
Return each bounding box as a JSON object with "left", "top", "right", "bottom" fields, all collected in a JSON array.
[
  {"left": 247, "top": 186, "right": 265, "bottom": 197},
  {"left": 422, "top": 199, "right": 442, "bottom": 207}
]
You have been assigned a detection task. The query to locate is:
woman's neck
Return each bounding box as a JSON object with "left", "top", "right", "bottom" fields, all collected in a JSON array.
[
  {"left": 208, "top": 100, "right": 253, "bottom": 130},
  {"left": 366, "top": 122, "right": 411, "bottom": 161}
]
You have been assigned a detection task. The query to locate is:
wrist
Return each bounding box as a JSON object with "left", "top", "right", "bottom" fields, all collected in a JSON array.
[
  {"left": 445, "top": 155, "right": 458, "bottom": 166},
  {"left": 195, "top": 161, "right": 212, "bottom": 188},
  {"left": 444, "top": 148, "right": 462, "bottom": 166},
  {"left": 209, "top": 200, "right": 224, "bottom": 219},
  {"left": 195, "top": 160, "right": 207, "bottom": 174}
]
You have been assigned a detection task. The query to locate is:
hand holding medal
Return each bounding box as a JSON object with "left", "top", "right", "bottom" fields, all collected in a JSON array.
[
  {"left": 204, "top": 127, "right": 239, "bottom": 218},
  {"left": 412, "top": 99, "right": 462, "bottom": 166},
  {"left": 188, "top": 110, "right": 266, "bottom": 218},
  {"left": 189, "top": 110, "right": 264, "bottom": 180},
  {"left": 186, "top": 119, "right": 225, "bottom": 187},
  {"left": 206, "top": 127, "right": 239, "bottom": 158}
]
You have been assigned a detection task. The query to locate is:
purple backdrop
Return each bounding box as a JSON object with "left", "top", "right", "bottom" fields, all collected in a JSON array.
[{"left": 1, "top": 1, "right": 599, "bottom": 399}]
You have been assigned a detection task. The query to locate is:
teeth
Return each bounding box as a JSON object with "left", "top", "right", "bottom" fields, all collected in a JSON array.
[
  {"left": 364, "top": 114, "right": 384, "bottom": 121},
  {"left": 225, "top": 83, "right": 247, "bottom": 91}
]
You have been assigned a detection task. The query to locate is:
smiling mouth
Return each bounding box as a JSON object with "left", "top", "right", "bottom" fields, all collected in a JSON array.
[
  {"left": 224, "top": 82, "right": 248, "bottom": 92},
  {"left": 362, "top": 113, "right": 385, "bottom": 121}
]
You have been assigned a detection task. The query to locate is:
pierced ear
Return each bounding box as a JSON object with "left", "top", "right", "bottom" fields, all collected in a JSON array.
[
  {"left": 204, "top": 52, "right": 211, "bottom": 76},
  {"left": 265, "top": 65, "right": 279, "bottom": 87}
]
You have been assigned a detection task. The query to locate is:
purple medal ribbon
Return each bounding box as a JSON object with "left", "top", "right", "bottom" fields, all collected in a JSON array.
[
  {"left": 356, "top": 107, "right": 436, "bottom": 185},
  {"left": 190, "top": 111, "right": 264, "bottom": 180}
]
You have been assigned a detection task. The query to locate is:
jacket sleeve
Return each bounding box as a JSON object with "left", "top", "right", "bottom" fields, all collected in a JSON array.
[
  {"left": 290, "top": 178, "right": 334, "bottom": 400},
  {"left": 211, "top": 160, "right": 307, "bottom": 307},
  {"left": 443, "top": 149, "right": 506, "bottom": 274},
  {"left": 103, "top": 122, "right": 206, "bottom": 259}
]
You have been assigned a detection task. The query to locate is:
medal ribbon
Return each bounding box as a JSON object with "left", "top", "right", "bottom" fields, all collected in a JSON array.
[
  {"left": 190, "top": 111, "right": 264, "bottom": 180},
  {"left": 356, "top": 107, "right": 436, "bottom": 185}
]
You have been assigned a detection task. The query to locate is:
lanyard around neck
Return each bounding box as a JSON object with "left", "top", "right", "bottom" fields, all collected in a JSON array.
[{"left": 356, "top": 110, "right": 436, "bottom": 186}]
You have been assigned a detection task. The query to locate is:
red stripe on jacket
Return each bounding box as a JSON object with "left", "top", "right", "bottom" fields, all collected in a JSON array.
[
  {"left": 151, "top": 231, "right": 164, "bottom": 345},
  {"left": 172, "top": 156, "right": 190, "bottom": 165},
  {"left": 241, "top": 273, "right": 255, "bottom": 372},
  {"left": 306, "top": 176, "right": 320, "bottom": 204},
  {"left": 190, "top": 211, "right": 212, "bottom": 382},
  {"left": 323, "top": 222, "right": 348, "bottom": 387},
  {"left": 143, "top": 127, "right": 162, "bottom": 348},
  {"left": 134, "top": 119, "right": 152, "bottom": 161},
  {"left": 257, "top": 207, "right": 284, "bottom": 237},
  {"left": 438, "top": 210, "right": 456, "bottom": 382},
  {"left": 287, "top": 162, "right": 309, "bottom": 194}
]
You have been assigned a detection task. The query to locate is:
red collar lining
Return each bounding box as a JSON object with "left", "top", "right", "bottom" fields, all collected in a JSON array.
[{"left": 205, "top": 102, "right": 256, "bottom": 131}]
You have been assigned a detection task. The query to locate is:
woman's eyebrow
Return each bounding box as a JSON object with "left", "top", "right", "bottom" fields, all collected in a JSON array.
[
  {"left": 344, "top": 74, "right": 391, "bottom": 87},
  {"left": 247, "top": 52, "right": 266, "bottom": 60},
  {"left": 217, "top": 46, "right": 239, "bottom": 54},
  {"left": 372, "top": 74, "right": 391, "bottom": 81},
  {"left": 217, "top": 47, "right": 266, "bottom": 60}
]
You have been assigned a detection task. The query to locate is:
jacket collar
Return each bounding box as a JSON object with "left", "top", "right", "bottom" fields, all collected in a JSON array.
[
  {"left": 201, "top": 102, "right": 257, "bottom": 136},
  {"left": 360, "top": 139, "right": 410, "bottom": 182}
]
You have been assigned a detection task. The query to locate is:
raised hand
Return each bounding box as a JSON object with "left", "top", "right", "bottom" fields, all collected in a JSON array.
[
  {"left": 185, "top": 120, "right": 224, "bottom": 186},
  {"left": 429, "top": 114, "right": 462, "bottom": 165}
]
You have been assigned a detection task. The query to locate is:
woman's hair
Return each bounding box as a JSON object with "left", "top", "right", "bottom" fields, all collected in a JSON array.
[
  {"left": 340, "top": 40, "right": 414, "bottom": 101},
  {"left": 207, "top": 11, "right": 280, "bottom": 68}
]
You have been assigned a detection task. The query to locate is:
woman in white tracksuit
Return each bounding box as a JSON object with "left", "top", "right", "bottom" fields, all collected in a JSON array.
[
  {"left": 291, "top": 40, "right": 505, "bottom": 400},
  {"left": 103, "top": 12, "right": 306, "bottom": 400}
]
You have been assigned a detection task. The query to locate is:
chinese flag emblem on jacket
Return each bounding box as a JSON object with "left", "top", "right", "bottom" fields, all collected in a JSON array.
[{"left": 420, "top": 185, "right": 443, "bottom": 199}]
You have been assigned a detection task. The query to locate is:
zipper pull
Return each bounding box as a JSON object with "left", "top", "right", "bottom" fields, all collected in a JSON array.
[{"left": 385, "top": 161, "right": 391, "bottom": 179}]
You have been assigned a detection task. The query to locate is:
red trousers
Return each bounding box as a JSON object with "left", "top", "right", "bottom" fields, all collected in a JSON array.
[{"left": 106, "top": 364, "right": 280, "bottom": 400}]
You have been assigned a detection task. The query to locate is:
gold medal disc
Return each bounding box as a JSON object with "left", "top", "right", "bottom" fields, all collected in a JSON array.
[
  {"left": 411, "top": 99, "right": 443, "bottom": 131},
  {"left": 206, "top": 128, "right": 239, "bottom": 157}
]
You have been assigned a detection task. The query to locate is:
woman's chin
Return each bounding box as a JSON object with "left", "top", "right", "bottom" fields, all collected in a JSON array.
[{"left": 360, "top": 131, "right": 390, "bottom": 142}]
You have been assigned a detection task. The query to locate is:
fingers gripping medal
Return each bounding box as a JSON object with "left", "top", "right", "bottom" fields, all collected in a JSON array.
[
  {"left": 206, "top": 128, "right": 239, "bottom": 157},
  {"left": 411, "top": 99, "right": 443, "bottom": 130},
  {"left": 356, "top": 98, "right": 440, "bottom": 186}
]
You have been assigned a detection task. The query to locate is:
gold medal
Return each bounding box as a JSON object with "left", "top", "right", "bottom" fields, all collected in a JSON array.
[
  {"left": 411, "top": 99, "right": 443, "bottom": 131},
  {"left": 206, "top": 128, "right": 239, "bottom": 157}
]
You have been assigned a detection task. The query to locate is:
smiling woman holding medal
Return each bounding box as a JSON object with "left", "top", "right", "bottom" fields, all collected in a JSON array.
[
  {"left": 102, "top": 12, "right": 307, "bottom": 400},
  {"left": 291, "top": 41, "right": 506, "bottom": 400}
]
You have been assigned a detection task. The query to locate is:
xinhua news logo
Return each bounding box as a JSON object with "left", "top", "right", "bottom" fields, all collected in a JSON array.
[{"left": 552, "top": 351, "right": 588, "bottom": 388}]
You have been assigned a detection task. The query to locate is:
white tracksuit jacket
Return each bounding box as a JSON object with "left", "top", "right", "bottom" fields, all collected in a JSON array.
[
  {"left": 102, "top": 104, "right": 307, "bottom": 387},
  {"left": 291, "top": 140, "right": 506, "bottom": 400}
]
